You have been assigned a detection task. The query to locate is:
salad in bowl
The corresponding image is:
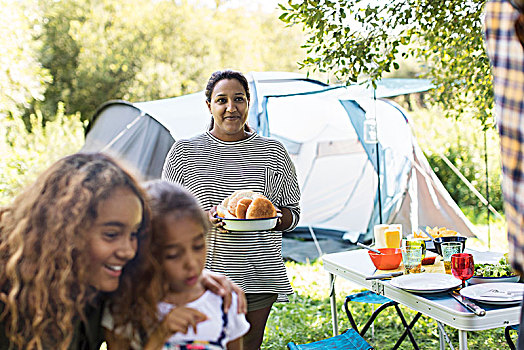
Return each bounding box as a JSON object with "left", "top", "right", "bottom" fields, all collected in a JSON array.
[{"left": 469, "top": 255, "right": 520, "bottom": 285}]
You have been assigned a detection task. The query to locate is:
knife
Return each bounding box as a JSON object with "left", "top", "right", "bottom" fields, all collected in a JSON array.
[
  {"left": 450, "top": 290, "right": 486, "bottom": 316},
  {"left": 366, "top": 271, "right": 404, "bottom": 280}
]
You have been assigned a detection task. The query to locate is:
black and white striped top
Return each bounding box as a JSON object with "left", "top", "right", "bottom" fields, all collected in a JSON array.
[{"left": 162, "top": 131, "right": 301, "bottom": 301}]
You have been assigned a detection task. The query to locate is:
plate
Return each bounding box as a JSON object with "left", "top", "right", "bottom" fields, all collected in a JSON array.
[
  {"left": 460, "top": 282, "right": 524, "bottom": 305},
  {"left": 216, "top": 214, "right": 281, "bottom": 232},
  {"left": 390, "top": 273, "right": 461, "bottom": 293}
]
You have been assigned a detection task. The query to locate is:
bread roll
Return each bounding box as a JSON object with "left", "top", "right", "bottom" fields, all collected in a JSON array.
[
  {"left": 218, "top": 190, "right": 277, "bottom": 220},
  {"left": 221, "top": 196, "right": 230, "bottom": 209},
  {"left": 217, "top": 205, "right": 228, "bottom": 218},
  {"left": 217, "top": 205, "right": 235, "bottom": 219},
  {"left": 246, "top": 195, "right": 277, "bottom": 219},
  {"left": 227, "top": 190, "right": 256, "bottom": 216},
  {"left": 235, "top": 198, "right": 253, "bottom": 219}
]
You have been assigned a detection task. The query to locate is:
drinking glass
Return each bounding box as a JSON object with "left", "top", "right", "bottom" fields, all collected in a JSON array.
[
  {"left": 401, "top": 246, "right": 423, "bottom": 274},
  {"left": 405, "top": 238, "right": 426, "bottom": 260},
  {"left": 441, "top": 242, "right": 462, "bottom": 274},
  {"left": 451, "top": 253, "right": 474, "bottom": 288}
]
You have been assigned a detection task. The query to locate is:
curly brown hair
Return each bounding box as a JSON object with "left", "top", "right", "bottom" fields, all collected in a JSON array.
[{"left": 0, "top": 153, "right": 159, "bottom": 350}]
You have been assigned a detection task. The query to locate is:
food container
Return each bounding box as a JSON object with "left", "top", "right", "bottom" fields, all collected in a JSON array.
[
  {"left": 216, "top": 214, "right": 280, "bottom": 232},
  {"left": 368, "top": 248, "right": 403, "bottom": 270},
  {"left": 374, "top": 224, "right": 402, "bottom": 248},
  {"left": 432, "top": 236, "right": 467, "bottom": 256},
  {"left": 421, "top": 251, "right": 437, "bottom": 265},
  {"left": 467, "top": 275, "right": 520, "bottom": 285}
]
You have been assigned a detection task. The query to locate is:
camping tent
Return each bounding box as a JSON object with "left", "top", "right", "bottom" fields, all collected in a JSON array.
[{"left": 82, "top": 71, "right": 476, "bottom": 243}]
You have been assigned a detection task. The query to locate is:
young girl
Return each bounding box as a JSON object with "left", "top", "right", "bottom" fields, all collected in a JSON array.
[
  {"left": 0, "top": 153, "right": 244, "bottom": 350},
  {"left": 0, "top": 152, "right": 156, "bottom": 350},
  {"left": 142, "top": 180, "right": 249, "bottom": 349}
]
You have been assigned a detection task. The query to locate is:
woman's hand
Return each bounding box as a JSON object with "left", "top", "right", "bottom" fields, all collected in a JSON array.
[
  {"left": 145, "top": 307, "right": 208, "bottom": 350},
  {"left": 208, "top": 205, "right": 229, "bottom": 233},
  {"left": 273, "top": 207, "right": 292, "bottom": 231},
  {"left": 201, "top": 269, "right": 247, "bottom": 314}
]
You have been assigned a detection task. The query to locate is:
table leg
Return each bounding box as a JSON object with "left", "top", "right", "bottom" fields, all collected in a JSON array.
[
  {"left": 438, "top": 327, "right": 445, "bottom": 350},
  {"left": 437, "top": 321, "right": 455, "bottom": 350},
  {"left": 458, "top": 330, "right": 468, "bottom": 350},
  {"left": 329, "top": 272, "right": 338, "bottom": 336}
]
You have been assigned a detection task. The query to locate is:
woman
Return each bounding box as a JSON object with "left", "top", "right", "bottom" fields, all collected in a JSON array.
[
  {"left": 162, "top": 69, "right": 301, "bottom": 349},
  {"left": 0, "top": 152, "right": 245, "bottom": 350}
]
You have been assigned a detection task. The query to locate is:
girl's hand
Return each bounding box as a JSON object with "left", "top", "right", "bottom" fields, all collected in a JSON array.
[
  {"left": 208, "top": 205, "right": 229, "bottom": 233},
  {"left": 145, "top": 307, "right": 208, "bottom": 350},
  {"left": 201, "top": 269, "right": 247, "bottom": 314}
]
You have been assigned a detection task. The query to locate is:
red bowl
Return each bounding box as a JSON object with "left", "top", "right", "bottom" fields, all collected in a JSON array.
[{"left": 368, "top": 248, "right": 402, "bottom": 270}]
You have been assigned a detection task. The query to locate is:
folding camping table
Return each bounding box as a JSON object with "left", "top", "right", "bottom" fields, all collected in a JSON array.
[{"left": 323, "top": 249, "right": 521, "bottom": 350}]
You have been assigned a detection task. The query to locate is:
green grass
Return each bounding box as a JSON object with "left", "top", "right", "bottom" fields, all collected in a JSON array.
[{"left": 263, "top": 260, "right": 518, "bottom": 349}]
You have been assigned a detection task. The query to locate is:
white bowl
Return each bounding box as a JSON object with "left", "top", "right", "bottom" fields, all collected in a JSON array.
[
  {"left": 467, "top": 275, "right": 520, "bottom": 285},
  {"left": 216, "top": 214, "right": 281, "bottom": 232}
]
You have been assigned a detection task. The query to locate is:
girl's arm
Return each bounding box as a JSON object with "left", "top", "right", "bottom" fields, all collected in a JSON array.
[
  {"left": 226, "top": 337, "right": 243, "bottom": 350},
  {"left": 144, "top": 307, "right": 208, "bottom": 350},
  {"left": 200, "top": 270, "right": 247, "bottom": 314}
]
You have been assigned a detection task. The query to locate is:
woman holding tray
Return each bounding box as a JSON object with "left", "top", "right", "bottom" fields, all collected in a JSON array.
[{"left": 162, "top": 69, "right": 301, "bottom": 349}]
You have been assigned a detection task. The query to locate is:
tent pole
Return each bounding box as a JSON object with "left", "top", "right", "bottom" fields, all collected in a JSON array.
[
  {"left": 374, "top": 89, "right": 383, "bottom": 224},
  {"left": 484, "top": 129, "right": 490, "bottom": 249},
  {"left": 101, "top": 112, "right": 144, "bottom": 152},
  {"left": 376, "top": 143, "right": 383, "bottom": 224}
]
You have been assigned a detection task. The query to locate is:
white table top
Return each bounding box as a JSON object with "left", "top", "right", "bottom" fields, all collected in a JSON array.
[{"left": 322, "top": 249, "right": 520, "bottom": 331}]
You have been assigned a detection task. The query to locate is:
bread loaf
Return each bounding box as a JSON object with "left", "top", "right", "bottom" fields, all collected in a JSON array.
[
  {"left": 246, "top": 195, "right": 277, "bottom": 219},
  {"left": 227, "top": 190, "right": 256, "bottom": 216},
  {"left": 217, "top": 190, "right": 277, "bottom": 220},
  {"left": 235, "top": 198, "right": 253, "bottom": 219}
]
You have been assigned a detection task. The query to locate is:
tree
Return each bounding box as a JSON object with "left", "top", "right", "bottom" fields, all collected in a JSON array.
[
  {"left": 34, "top": 0, "right": 151, "bottom": 122},
  {"left": 0, "top": 0, "right": 49, "bottom": 119},
  {"left": 30, "top": 0, "right": 307, "bottom": 124},
  {"left": 279, "top": 0, "right": 493, "bottom": 126}
]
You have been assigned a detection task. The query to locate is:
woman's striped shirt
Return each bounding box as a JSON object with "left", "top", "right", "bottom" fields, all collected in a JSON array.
[{"left": 162, "top": 131, "right": 301, "bottom": 301}]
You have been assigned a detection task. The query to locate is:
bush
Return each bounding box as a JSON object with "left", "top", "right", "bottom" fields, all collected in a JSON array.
[
  {"left": 407, "top": 103, "right": 503, "bottom": 222},
  {"left": 0, "top": 103, "right": 85, "bottom": 205}
]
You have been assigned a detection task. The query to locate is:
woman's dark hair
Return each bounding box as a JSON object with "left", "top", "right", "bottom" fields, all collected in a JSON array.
[
  {"left": 143, "top": 180, "right": 210, "bottom": 261},
  {"left": 205, "top": 69, "right": 250, "bottom": 102},
  {"left": 205, "top": 69, "right": 252, "bottom": 132}
]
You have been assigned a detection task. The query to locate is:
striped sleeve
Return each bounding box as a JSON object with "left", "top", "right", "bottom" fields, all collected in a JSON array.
[
  {"left": 161, "top": 140, "right": 186, "bottom": 186},
  {"left": 274, "top": 140, "right": 301, "bottom": 231}
]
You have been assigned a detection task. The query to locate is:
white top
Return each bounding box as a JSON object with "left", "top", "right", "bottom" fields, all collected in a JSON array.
[
  {"left": 162, "top": 132, "right": 300, "bottom": 301},
  {"left": 159, "top": 291, "right": 250, "bottom": 349}
]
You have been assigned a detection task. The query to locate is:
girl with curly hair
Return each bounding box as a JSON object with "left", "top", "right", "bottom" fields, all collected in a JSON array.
[
  {"left": 0, "top": 152, "right": 157, "bottom": 350},
  {"left": 0, "top": 153, "right": 245, "bottom": 350}
]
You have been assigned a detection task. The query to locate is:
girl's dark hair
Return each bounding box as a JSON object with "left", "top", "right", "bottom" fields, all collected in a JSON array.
[
  {"left": 143, "top": 180, "right": 210, "bottom": 259},
  {"left": 205, "top": 69, "right": 252, "bottom": 132}
]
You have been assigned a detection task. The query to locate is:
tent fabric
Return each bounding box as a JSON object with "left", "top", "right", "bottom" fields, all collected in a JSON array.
[
  {"left": 82, "top": 72, "right": 476, "bottom": 243},
  {"left": 83, "top": 101, "right": 174, "bottom": 179}
]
